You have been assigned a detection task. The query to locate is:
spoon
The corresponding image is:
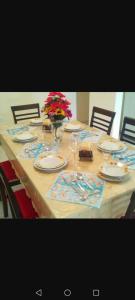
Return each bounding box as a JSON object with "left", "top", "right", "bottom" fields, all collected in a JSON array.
[
  {"left": 76, "top": 172, "right": 94, "bottom": 190},
  {"left": 62, "top": 176, "right": 88, "bottom": 201}
]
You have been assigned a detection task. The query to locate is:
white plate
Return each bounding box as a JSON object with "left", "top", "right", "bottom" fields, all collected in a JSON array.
[
  {"left": 35, "top": 154, "right": 65, "bottom": 169},
  {"left": 99, "top": 161, "right": 129, "bottom": 178},
  {"left": 34, "top": 160, "right": 68, "bottom": 172},
  {"left": 98, "top": 172, "right": 129, "bottom": 182},
  {"left": 97, "top": 145, "right": 127, "bottom": 154},
  {"left": 98, "top": 141, "right": 124, "bottom": 151},
  {"left": 13, "top": 137, "right": 38, "bottom": 143},
  {"left": 29, "top": 118, "right": 43, "bottom": 125},
  {"left": 64, "top": 124, "right": 83, "bottom": 132},
  {"left": 13, "top": 132, "right": 37, "bottom": 142},
  {"left": 97, "top": 141, "right": 127, "bottom": 153}
]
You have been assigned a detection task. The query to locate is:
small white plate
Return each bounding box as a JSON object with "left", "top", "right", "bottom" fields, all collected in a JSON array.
[
  {"left": 34, "top": 154, "right": 65, "bottom": 169},
  {"left": 13, "top": 132, "right": 38, "bottom": 143},
  {"left": 64, "top": 123, "right": 84, "bottom": 132},
  {"left": 98, "top": 172, "right": 129, "bottom": 182},
  {"left": 99, "top": 161, "right": 129, "bottom": 178},
  {"left": 29, "top": 118, "right": 43, "bottom": 125},
  {"left": 34, "top": 160, "right": 68, "bottom": 172},
  {"left": 98, "top": 141, "right": 124, "bottom": 151}
]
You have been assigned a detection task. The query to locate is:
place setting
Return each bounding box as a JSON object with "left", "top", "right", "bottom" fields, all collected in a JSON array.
[{"left": 46, "top": 171, "right": 105, "bottom": 208}]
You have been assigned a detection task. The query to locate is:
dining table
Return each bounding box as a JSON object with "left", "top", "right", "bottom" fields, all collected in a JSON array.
[{"left": 0, "top": 120, "right": 135, "bottom": 218}]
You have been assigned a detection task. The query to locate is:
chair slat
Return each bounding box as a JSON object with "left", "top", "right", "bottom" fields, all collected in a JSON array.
[
  {"left": 93, "top": 116, "right": 110, "bottom": 124},
  {"left": 120, "top": 117, "right": 135, "bottom": 145},
  {"left": 90, "top": 106, "right": 116, "bottom": 135},
  {"left": 92, "top": 120, "right": 109, "bottom": 128},
  {"left": 11, "top": 103, "right": 40, "bottom": 124}
]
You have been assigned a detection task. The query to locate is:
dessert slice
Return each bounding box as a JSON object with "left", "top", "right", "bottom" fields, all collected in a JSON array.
[{"left": 79, "top": 141, "right": 93, "bottom": 161}]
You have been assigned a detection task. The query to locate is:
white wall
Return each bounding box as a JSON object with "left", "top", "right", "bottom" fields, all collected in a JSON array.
[
  {"left": 112, "top": 92, "right": 123, "bottom": 138},
  {"left": 0, "top": 92, "right": 32, "bottom": 124},
  {"left": 0, "top": 92, "right": 76, "bottom": 124},
  {"left": 76, "top": 92, "right": 89, "bottom": 124},
  {"left": 89, "top": 92, "right": 124, "bottom": 138},
  {"left": 122, "top": 92, "right": 135, "bottom": 119}
]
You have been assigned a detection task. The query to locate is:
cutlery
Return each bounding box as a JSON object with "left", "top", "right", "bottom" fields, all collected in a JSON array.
[
  {"left": 62, "top": 176, "right": 88, "bottom": 201},
  {"left": 76, "top": 172, "right": 95, "bottom": 191},
  {"left": 71, "top": 175, "right": 88, "bottom": 196}
]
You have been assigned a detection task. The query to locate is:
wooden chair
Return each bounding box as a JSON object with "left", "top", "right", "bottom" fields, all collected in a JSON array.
[
  {"left": 0, "top": 167, "right": 38, "bottom": 219},
  {"left": 90, "top": 106, "right": 116, "bottom": 135},
  {"left": 11, "top": 103, "right": 40, "bottom": 124},
  {"left": 120, "top": 117, "right": 135, "bottom": 145},
  {"left": 0, "top": 160, "right": 20, "bottom": 186}
]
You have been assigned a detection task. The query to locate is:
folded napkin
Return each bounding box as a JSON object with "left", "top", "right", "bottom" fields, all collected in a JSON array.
[{"left": 46, "top": 171, "right": 105, "bottom": 208}]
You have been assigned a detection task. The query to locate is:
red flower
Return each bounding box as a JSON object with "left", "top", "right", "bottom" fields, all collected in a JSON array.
[
  {"left": 48, "top": 92, "right": 65, "bottom": 98},
  {"left": 43, "top": 92, "right": 72, "bottom": 120}
]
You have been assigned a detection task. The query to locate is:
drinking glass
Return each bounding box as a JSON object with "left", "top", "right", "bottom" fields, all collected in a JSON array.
[
  {"left": 69, "top": 133, "right": 80, "bottom": 173},
  {"left": 103, "top": 152, "right": 111, "bottom": 166},
  {"left": 39, "top": 125, "right": 54, "bottom": 151}
]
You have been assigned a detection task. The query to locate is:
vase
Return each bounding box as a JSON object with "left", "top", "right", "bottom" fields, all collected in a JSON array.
[{"left": 52, "top": 120, "right": 64, "bottom": 144}]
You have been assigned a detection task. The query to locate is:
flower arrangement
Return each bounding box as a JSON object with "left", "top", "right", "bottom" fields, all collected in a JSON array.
[
  {"left": 41, "top": 92, "right": 72, "bottom": 142},
  {"left": 42, "top": 92, "right": 72, "bottom": 121}
]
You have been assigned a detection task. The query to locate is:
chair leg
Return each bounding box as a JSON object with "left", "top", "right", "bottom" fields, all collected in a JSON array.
[
  {"left": 2, "top": 199, "right": 8, "bottom": 218},
  {"left": 0, "top": 187, "right": 8, "bottom": 218}
]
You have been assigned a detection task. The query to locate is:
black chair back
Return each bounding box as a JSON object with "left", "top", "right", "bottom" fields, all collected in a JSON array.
[
  {"left": 90, "top": 106, "right": 116, "bottom": 135},
  {"left": 120, "top": 116, "right": 135, "bottom": 145},
  {"left": 11, "top": 103, "right": 40, "bottom": 124}
]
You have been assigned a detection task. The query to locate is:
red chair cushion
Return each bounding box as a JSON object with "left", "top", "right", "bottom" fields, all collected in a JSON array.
[
  {"left": 14, "top": 189, "right": 38, "bottom": 219},
  {"left": 0, "top": 160, "right": 18, "bottom": 182}
]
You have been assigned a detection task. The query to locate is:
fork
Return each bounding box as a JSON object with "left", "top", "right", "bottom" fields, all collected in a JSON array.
[
  {"left": 76, "top": 172, "right": 94, "bottom": 191},
  {"left": 62, "top": 176, "right": 88, "bottom": 201}
]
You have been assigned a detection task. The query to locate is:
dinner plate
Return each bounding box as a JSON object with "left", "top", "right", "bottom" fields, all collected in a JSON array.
[
  {"left": 97, "top": 141, "right": 127, "bottom": 153},
  {"left": 29, "top": 118, "right": 43, "bottom": 125},
  {"left": 98, "top": 172, "right": 129, "bottom": 182},
  {"left": 34, "top": 162, "right": 67, "bottom": 172},
  {"left": 64, "top": 123, "right": 83, "bottom": 132},
  {"left": 13, "top": 132, "right": 38, "bottom": 142},
  {"left": 34, "top": 155, "right": 67, "bottom": 173},
  {"left": 34, "top": 154, "right": 65, "bottom": 169},
  {"left": 99, "top": 161, "right": 129, "bottom": 178}
]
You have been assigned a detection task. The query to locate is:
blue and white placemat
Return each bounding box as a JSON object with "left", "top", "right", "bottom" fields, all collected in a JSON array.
[
  {"left": 6, "top": 125, "right": 29, "bottom": 136},
  {"left": 79, "top": 130, "right": 105, "bottom": 143},
  {"left": 46, "top": 171, "right": 105, "bottom": 208},
  {"left": 17, "top": 142, "right": 48, "bottom": 159},
  {"left": 112, "top": 149, "right": 135, "bottom": 170}
]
